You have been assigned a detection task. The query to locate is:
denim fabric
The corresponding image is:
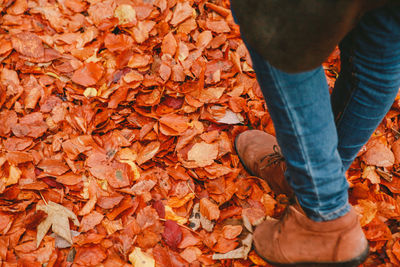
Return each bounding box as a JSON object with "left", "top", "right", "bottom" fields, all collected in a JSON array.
[{"left": 238, "top": 6, "right": 400, "bottom": 221}]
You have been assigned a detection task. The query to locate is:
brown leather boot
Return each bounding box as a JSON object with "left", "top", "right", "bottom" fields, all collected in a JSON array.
[
  {"left": 253, "top": 205, "right": 369, "bottom": 266},
  {"left": 234, "top": 130, "right": 293, "bottom": 197}
]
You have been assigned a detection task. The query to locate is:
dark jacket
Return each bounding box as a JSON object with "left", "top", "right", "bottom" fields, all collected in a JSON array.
[{"left": 230, "top": 0, "right": 392, "bottom": 73}]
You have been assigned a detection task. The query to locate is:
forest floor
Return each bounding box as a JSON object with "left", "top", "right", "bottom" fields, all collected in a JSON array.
[{"left": 0, "top": 0, "right": 399, "bottom": 266}]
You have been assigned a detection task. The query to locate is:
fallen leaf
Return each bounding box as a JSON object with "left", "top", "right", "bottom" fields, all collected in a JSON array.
[
  {"left": 170, "top": 2, "right": 193, "bottom": 26},
  {"left": 72, "top": 62, "right": 104, "bottom": 87},
  {"left": 162, "top": 32, "right": 177, "bottom": 56},
  {"left": 362, "top": 166, "right": 381, "bottom": 184},
  {"left": 11, "top": 112, "right": 48, "bottom": 138},
  {"left": 11, "top": 32, "right": 44, "bottom": 58},
  {"left": 200, "top": 198, "right": 220, "bottom": 221},
  {"left": 212, "top": 234, "right": 252, "bottom": 260},
  {"left": 187, "top": 142, "right": 218, "bottom": 167},
  {"left": 222, "top": 225, "right": 242, "bottom": 239},
  {"left": 212, "top": 107, "right": 244, "bottom": 125},
  {"left": 114, "top": 4, "right": 137, "bottom": 26},
  {"left": 74, "top": 245, "right": 107, "bottom": 266},
  {"left": 36, "top": 201, "right": 80, "bottom": 247},
  {"left": 162, "top": 220, "right": 182, "bottom": 250},
  {"left": 180, "top": 247, "right": 202, "bottom": 263},
  {"left": 129, "top": 247, "right": 155, "bottom": 267},
  {"left": 79, "top": 211, "right": 104, "bottom": 232},
  {"left": 362, "top": 142, "right": 395, "bottom": 167},
  {"left": 137, "top": 141, "right": 160, "bottom": 165}
]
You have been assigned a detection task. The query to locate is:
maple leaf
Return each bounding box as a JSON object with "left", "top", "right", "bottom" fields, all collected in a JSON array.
[{"left": 36, "top": 201, "right": 80, "bottom": 247}]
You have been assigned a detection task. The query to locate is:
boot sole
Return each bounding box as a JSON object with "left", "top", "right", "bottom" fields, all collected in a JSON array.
[{"left": 255, "top": 243, "right": 370, "bottom": 267}]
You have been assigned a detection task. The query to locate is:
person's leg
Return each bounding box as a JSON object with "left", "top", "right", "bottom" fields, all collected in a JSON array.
[
  {"left": 331, "top": 6, "right": 400, "bottom": 170},
  {"left": 245, "top": 46, "right": 349, "bottom": 222},
  {"left": 241, "top": 40, "right": 368, "bottom": 267}
]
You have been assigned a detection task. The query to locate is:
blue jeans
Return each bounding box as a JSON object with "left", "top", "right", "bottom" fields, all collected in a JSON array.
[{"left": 240, "top": 6, "right": 400, "bottom": 221}]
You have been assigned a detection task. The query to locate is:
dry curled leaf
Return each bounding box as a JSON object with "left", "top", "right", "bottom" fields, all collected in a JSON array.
[{"left": 36, "top": 201, "right": 80, "bottom": 247}]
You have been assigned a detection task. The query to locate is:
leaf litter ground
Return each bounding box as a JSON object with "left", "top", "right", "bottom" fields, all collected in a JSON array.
[{"left": 0, "top": 0, "right": 399, "bottom": 266}]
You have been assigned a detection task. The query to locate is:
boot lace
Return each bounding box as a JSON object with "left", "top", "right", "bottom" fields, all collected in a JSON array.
[{"left": 259, "top": 145, "right": 284, "bottom": 170}]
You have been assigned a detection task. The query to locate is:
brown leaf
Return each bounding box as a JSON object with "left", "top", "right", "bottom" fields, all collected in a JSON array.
[
  {"left": 222, "top": 225, "right": 242, "bottom": 239},
  {"left": 6, "top": 151, "right": 33, "bottom": 165},
  {"left": 0, "top": 110, "right": 17, "bottom": 136},
  {"left": 56, "top": 172, "right": 82, "bottom": 185},
  {"left": 128, "top": 53, "right": 152, "bottom": 68},
  {"left": 74, "top": 245, "right": 107, "bottom": 266},
  {"left": 4, "top": 137, "right": 33, "bottom": 151},
  {"left": 132, "top": 20, "right": 156, "bottom": 43},
  {"left": 206, "top": 20, "right": 230, "bottom": 33},
  {"left": 36, "top": 201, "right": 80, "bottom": 247}
]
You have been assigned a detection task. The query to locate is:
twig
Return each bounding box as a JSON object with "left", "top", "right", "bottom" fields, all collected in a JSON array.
[
  {"left": 39, "top": 191, "right": 48, "bottom": 206},
  {"left": 186, "top": 181, "right": 199, "bottom": 199}
]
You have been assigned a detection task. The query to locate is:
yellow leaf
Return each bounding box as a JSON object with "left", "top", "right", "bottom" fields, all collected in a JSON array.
[
  {"left": 83, "top": 87, "right": 97, "bottom": 98},
  {"left": 362, "top": 165, "right": 381, "bottom": 184},
  {"left": 118, "top": 148, "right": 138, "bottom": 162},
  {"left": 36, "top": 201, "right": 80, "bottom": 247},
  {"left": 129, "top": 247, "right": 155, "bottom": 267},
  {"left": 6, "top": 165, "right": 21, "bottom": 186},
  {"left": 114, "top": 4, "right": 136, "bottom": 25},
  {"left": 354, "top": 199, "right": 378, "bottom": 227},
  {"left": 165, "top": 205, "right": 188, "bottom": 224},
  {"left": 167, "top": 193, "right": 195, "bottom": 208}
]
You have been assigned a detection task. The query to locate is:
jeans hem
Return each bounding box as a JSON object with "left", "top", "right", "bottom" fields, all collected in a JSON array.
[{"left": 307, "top": 202, "right": 351, "bottom": 222}]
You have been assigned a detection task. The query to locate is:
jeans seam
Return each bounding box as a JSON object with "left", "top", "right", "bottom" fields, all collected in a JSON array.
[{"left": 268, "top": 65, "right": 322, "bottom": 213}]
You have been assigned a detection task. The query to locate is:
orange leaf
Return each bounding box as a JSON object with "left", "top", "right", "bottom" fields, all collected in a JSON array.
[
  {"left": 222, "top": 225, "right": 242, "bottom": 239},
  {"left": 170, "top": 2, "right": 193, "bottom": 26},
  {"left": 72, "top": 62, "right": 104, "bottom": 87},
  {"left": 200, "top": 198, "right": 220, "bottom": 221},
  {"left": 159, "top": 113, "right": 189, "bottom": 135},
  {"left": 104, "top": 33, "right": 134, "bottom": 52},
  {"left": 80, "top": 211, "right": 104, "bottom": 232},
  {"left": 74, "top": 245, "right": 107, "bottom": 266},
  {"left": 187, "top": 142, "right": 218, "bottom": 167},
  {"left": 11, "top": 32, "right": 44, "bottom": 58},
  {"left": 161, "top": 32, "right": 177, "bottom": 56},
  {"left": 361, "top": 142, "right": 394, "bottom": 167}
]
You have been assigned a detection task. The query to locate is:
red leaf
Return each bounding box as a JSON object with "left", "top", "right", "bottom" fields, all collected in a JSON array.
[
  {"left": 162, "top": 220, "right": 182, "bottom": 250},
  {"left": 153, "top": 200, "right": 165, "bottom": 219}
]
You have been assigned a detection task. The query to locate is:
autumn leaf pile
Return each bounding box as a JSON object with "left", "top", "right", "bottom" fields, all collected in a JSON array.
[{"left": 0, "top": 0, "right": 400, "bottom": 266}]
